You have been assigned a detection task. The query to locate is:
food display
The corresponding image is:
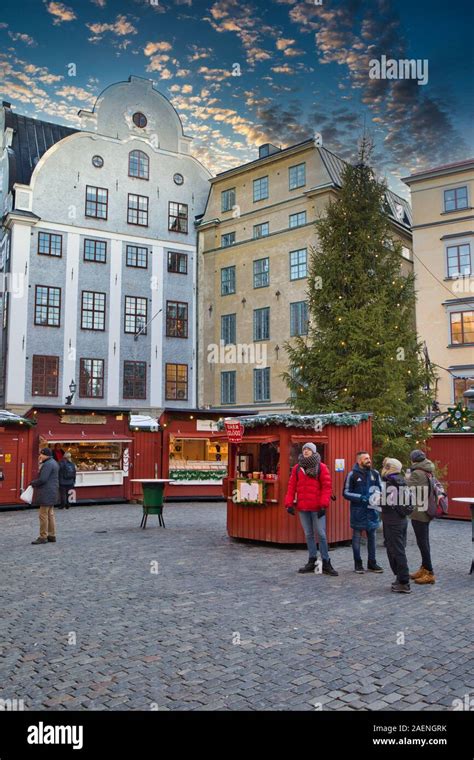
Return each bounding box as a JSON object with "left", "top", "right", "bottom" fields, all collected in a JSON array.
[{"left": 53, "top": 442, "right": 123, "bottom": 472}]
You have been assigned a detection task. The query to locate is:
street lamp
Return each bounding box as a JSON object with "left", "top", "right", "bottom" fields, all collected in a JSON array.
[{"left": 65, "top": 379, "right": 77, "bottom": 406}]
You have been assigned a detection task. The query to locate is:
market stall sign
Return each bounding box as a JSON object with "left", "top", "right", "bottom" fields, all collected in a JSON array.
[
  {"left": 60, "top": 414, "right": 107, "bottom": 425},
  {"left": 224, "top": 420, "right": 244, "bottom": 443},
  {"left": 196, "top": 419, "right": 219, "bottom": 432}
]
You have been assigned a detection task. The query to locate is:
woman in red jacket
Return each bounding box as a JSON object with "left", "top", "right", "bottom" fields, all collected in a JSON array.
[{"left": 285, "top": 443, "right": 338, "bottom": 576}]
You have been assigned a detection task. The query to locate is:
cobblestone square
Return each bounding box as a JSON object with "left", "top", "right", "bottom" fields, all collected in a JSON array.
[{"left": 0, "top": 502, "right": 472, "bottom": 711}]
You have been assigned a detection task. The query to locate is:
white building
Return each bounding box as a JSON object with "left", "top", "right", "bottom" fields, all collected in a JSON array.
[{"left": 0, "top": 76, "right": 211, "bottom": 414}]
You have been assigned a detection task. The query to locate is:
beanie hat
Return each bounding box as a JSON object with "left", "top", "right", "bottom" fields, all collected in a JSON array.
[
  {"left": 381, "top": 457, "right": 403, "bottom": 476},
  {"left": 302, "top": 442, "right": 317, "bottom": 454},
  {"left": 410, "top": 449, "right": 426, "bottom": 463},
  {"left": 40, "top": 447, "right": 53, "bottom": 457}
]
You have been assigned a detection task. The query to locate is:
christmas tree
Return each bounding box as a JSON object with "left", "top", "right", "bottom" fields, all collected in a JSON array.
[{"left": 283, "top": 142, "right": 434, "bottom": 467}]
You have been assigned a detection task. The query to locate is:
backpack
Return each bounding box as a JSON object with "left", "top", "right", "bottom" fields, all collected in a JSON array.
[
  {"left": 426, "top": 473, "right": 448, "bottom": 519},
  {"left": 62, "top": 460, "right": 76, "bottom": 481}
]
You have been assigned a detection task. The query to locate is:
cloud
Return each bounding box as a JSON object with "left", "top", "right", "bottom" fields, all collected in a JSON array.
[
  {"left": 187, "top": 45, "right": 212, "bottom": 62},
  {"left": 91, "top": 0, "right": 106, "bottom": 6},
  {"left": 44, "top": 1, "right": 77, "bottom": 25},
  {"left": 7, "top": 31, "right": 37, "bottom": 46},
  {"left": 144, "top": 40, "right": 173, "bottom": 56},
  {"left": 55, "top": 85, "right": 96, "bottom": 101},
  {"left": 87, "top": 14, "right": 138, "bottom": 37},
  {"left": 205, "top": 0, "right": 275, "bottom": 66}
]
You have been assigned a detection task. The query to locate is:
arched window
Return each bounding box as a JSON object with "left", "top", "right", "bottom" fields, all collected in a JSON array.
[{"left": 128, "top": 150, "right": 149, "bottom": 180}]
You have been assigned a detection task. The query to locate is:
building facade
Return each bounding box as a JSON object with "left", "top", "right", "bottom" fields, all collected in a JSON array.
[
  {"left": 403, "top": 160, "right": 474, "bottom": 408},
  {"left": 0, "top": 76, "right": 211, "bottom": 415},
  {"left": 198, "top": 140, "right": 413, "bottom": 412}
]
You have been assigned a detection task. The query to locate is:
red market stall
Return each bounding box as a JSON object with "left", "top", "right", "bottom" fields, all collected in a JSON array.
[
  {"left": 0, "top": 411, "right": 35, "bottom": 507},
  {"left": 220, "top": 412, "right": 373, "bottom": 545},
  {"left": 427, "top": 433, "right": 474, "bottom": 520},
  {"left": 26, "top": 407, "right": 134, "bottom": 504}
]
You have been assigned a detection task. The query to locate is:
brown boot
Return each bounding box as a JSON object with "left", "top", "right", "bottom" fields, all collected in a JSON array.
[
  {"left": 410, "top": 566, "right": 425, "bottom": 580},
  {"left": 415, "top": 570, "right": 435, "bottom": 584}
]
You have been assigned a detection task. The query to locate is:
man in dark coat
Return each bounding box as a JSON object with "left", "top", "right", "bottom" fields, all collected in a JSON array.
[
  {"left": 58, "top": 451, "right": 76, "bottom": 509},
  {"left": 31, "top": 448, "right": 59, "bottom": 545},
  {"left": 343, "top": 451, "right": 384, "bottom": 573},
  {"left": 381, "top": 458, "right": 413, "bottom": 594}
]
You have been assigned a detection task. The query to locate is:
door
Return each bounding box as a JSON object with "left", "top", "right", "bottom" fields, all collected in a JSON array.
[{"left": 0, "top": 434, "right": 21, "bottom": 505}]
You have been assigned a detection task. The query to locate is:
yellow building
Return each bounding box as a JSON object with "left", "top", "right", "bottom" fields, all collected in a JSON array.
[
  {"left": 403, "top": 160, "right": 474, "bottom": 409},
  {"left": 198, "top": 139, "right": 413, "bottom": 412}
]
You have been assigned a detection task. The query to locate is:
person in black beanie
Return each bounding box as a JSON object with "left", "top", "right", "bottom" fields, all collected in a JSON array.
[{"left": 30, "top": 448, "right": 59, "bottom": 545}]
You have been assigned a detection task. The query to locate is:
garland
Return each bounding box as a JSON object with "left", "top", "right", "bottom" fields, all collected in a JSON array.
[
  {"left": 170, "top": 469, "right": 227, "bottom": 482},
  {"left": 216, "top": 412, "right": 370, "bottom": 431},
  {"left": 0, "top": 412, "right": 36, "bottom": 428}
]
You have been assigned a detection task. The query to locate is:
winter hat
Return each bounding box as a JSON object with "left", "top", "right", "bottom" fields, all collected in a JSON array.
[
  {"left": 302, "top": 442, "right": 317, "bottom": 454},
  {"left": 40, "top": 447, "right": 53, "bottom": 457},
  {"left": 381, "top": 457, "right": 403, "bottom": 476},
  {"left": 410, "top": 449, "right": 426, "bottom": 463},
  {"left": 64, "top": 451, "right": 72, "bottom": 459}
]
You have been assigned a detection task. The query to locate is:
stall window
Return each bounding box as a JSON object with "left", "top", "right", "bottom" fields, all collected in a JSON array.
[
  {"left": 254, "top": 367, "right": 270, "bottom": 401},
  {"left": 123, "top": 361, "right": 147, "bottom": 399},
  {"left": 32, "top": 355, "right": 59, "bottom": 396},
  {"left": 35, "top": 286, "right": 61, "bottom": 327},
  {"left": 79, "top": 358, "right": 104, "bottom": 398},
  {"left": 221, "top": 370, "right": 236, "bottom": 404},
  {"left": 166, "top": 301, "right": 188, "bottom": 338},
  {"left": 165, "top": 363, "right": 188, "bottom": 400},
  {"left": 221, "top": 313, "right": 236, "bottom": 345},
  {"left": 81, "top": 291, "right": 106, "bottom": 331},
  {"left": 124, "top": 296, "right": 148, "bottom": 335}
]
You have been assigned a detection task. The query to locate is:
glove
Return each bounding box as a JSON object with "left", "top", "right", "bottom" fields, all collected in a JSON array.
[
  {"left": 317, "top": 508, "right": 326, "bottom": 518},
  {"left": 286, "top": 506, "right": 296, "bottom": 516}
]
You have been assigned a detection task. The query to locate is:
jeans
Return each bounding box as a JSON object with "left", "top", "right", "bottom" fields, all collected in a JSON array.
[
  {"left": 352, "top": 528, "right": 377, "bottom": 564},
  {"left": 383, "top": 520, "right": 409, "bottom": 584},
  {"left": 411, "top": 519, "right": 433, "bottom": 572},
  {"left": 39, "top": 506, "right": 56, "bottom": 540},
  {"left": 298, "top": 511, "right": 330, "bottom": 561}
]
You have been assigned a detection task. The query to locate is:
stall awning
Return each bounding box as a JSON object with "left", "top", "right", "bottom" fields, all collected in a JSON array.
[{"left": 45, "top": 435, "right": 133, "bottom": 443}]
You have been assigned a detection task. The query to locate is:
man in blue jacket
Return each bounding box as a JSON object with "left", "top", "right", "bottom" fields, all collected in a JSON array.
[
  {"left": 30, "top": 448, "right": 59, "bottom": 545},
  {"left": 343, "top": 451, "right": 384, "bottom": 574}
]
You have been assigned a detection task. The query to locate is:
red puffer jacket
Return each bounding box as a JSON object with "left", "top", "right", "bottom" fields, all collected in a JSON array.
[{"left": 284, "top": 462, "right": 332, "bottom": 512}]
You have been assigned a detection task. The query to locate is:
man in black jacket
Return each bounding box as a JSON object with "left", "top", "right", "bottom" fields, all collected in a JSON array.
[
  {"left": 381, "top": 458, "right": 413, "bottom": 594},
  {"left": 31, "top": 448, "right": 59, "bottom": 545},
  {"left": 58, "top": 451, "right": 76, "bottom": 509}
]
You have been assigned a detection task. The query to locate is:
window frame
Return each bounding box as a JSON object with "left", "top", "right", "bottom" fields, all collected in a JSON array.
[
  {"left": 253, "top": 176, "right": 269, "bottom": 202},
  {"left": 450, "top": 310, "right": 474, "bottom": 345},
  {"left": 253, "top": 306, "right": 270, "bottom": 341},
  {"left": 221, "top": 231, "right": 236, "bottom": 248},
  {"left": 85, "top": 185, "right": 108, "bottom": 220},
  {"left": 79, "top": 358, "right": 105, "bottom": 399},
  {"left": 221, "top": 265, "right": 236, "bottom": 296},
  {"left": 34, "top": 285, "right": 61, "bottom": 328},
  {"left": 168, "top": 202, "right": 188, "bottom": 234},
  {"left": 165, "top": 363, "right": 188, "bottom": 401},
  {"left": 290, "top": 300, "right": 309, "bottom": 337},
  {"left": 289, "top": 211, "right": 307, "bottom": 229},
  {"left": 38, "top": 231, "right": 62, "bottom": 258},
  {"left": 289, "top": 162, "right": 306, "bottom": 190},
  {"left": 221, "top": 370, "right": 236, "bottom": 405},
  {"left": 32, "top": 355, "right": 59, "bottom": 397},
  {"left": 444, "top": 186, "right": 469, "bottom": 213},
  {"left": 127, "top": 193, "right": 149, "bottom": 227},
  {"left": 83, "top": 238, "right": 107, "bottom": 264},
  {"left": 446, "top": 242, "right": 472, "bottom": 278},
  {"left": 124, "top": 295, "right": 148, "bottom": 336},
  {"left": 254, "top": 367, "right": 270, "bottom": 402},
  {"left": 167, "top": 250, "right": 188, "bottom": 274},
  {"left": 253, "top": 257, "right": 270, "bottom": 288},
  {"left": 253, "top": 221, "right": 269, "bottom": 239},
  {"left": 123, "top": 360, "right": 147, "bottom": 400},
  {"left": 128, "top": 149, "right": 150, "bottom": 180},
  {"left": 289, "top": 248, "right": 308, "bottom": 280},
  {"left": 166, "top": 300, "right": 189, "bottom": 339},
  {"left": 126, "top": 244, "right": 148, "bottom": 269},
  {"left": 80, "top": 290, "right": 106, "bottom": 332},
  {"left": 221, "top": 188, "right": 236, "bottom": 213},
  {"left": 221, "top": 313, "right": 236, "bottom": 345}
]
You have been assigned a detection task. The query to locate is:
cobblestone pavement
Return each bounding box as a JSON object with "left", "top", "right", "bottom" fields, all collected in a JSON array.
[{"left": 0, "top": 502, "right": 472, "bottom": 711}]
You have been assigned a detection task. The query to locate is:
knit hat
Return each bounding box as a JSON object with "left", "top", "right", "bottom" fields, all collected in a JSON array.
[
  {"left": 64, "top": 451, "right": 72, "bottom": 459},
  {"left": 302, "top": 442, "right": 317, "bottom": 454},
  {"left": 381, "top": 457, "right": 403, "bottom": 476},
  {"left": 40, "top": 447, "right": 53, "bottom": 457},
  {"left": 410, "top": 449, "right": 426, "bottom": 463}
]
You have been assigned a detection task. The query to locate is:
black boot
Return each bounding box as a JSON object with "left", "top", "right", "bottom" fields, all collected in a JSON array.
[
  {"left": 354, "top": 560, "right": 364, "bottom": 574},
  {"left": 322, "top": 559, "right": 339, "bottom": 576},
  {"left": 298, "top": 557, "right": 316, "bottom": 574},
  {"left": 367, "top": 560, "right": 384, "bottom": 573}
]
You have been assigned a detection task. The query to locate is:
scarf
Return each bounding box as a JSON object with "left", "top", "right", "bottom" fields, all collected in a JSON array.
[{"left": 298, "top": 451, "right": 321, "bottom": 479}]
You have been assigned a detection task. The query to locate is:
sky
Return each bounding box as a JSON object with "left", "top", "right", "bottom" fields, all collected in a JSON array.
[{"left": 1, "top": 0, "right": 473, "bottom": 197}]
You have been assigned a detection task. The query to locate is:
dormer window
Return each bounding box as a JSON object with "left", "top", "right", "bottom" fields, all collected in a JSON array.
[
  {"left": 129, "top": 150, "right": 149, "bottom": 180},
  {"left": 132, "top": 112, "right": 147, "bottom": 128}
]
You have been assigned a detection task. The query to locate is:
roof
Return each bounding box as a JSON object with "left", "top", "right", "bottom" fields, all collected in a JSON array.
[
  {"left": 402, "top": 158, "right": 474, "bottom": 184},
  {"left": 3, "top": 105, "right": 78, "bottom": 190},
  {"left": 217, "top": 412, "right": 372, "bottom": 431}
]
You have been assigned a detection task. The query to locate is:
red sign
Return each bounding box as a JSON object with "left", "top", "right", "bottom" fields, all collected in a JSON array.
[{"left": 224, "top": 420, "right": 244, "bottom": 443}]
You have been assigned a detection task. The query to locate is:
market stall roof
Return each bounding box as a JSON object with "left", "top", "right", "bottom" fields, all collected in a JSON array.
[
  {"left": 0, "top": 409, "right": 36, "bottom": 427},
  {"left": 217, "top": 412, "right": 371, "bottom": 430},
  {"left": 44, "top": 434, "right": 133, "bottom": 443}
]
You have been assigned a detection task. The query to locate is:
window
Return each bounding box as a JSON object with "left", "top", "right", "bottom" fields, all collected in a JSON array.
[
  {"left": 289, "top": 163, "right": 306, "bottom": 190},
  {"left": 253, "top": 307, "right": 270, "bottom": 341},
  {"left": 221, "top": 266, "right": 236, "bottom": 295},
  {"left": 444, "top": 186, "right": 468, "bottom": 212},
  {"left": 450, "top": 311, "right": 474, "bottom": 345},
  {"left": 221, "top": 371, "right": 236, "bottom": 404},
  {"left": 168, "top": 251, "right": 188, "bottom": 274},
  {"left": 81, "top": 291, "right": 106, "bottom": 331},
  {"left": 165, "top": 363, "right": 188, "bottom": 400},
  {"left": 290, "top": 248, "right": 308, "bottom": 280},
  {"left": 35, "top": 286, "right": 61, "bottom": 327},
  {"left": 221, "top": 313, "right": 236, "bottom": 345},
  {"left": 253, "top": 222, "right": 269, "bottom": 239},
  {"left": 253, "top": 258, "right": 269, "bottom": 288},
  {"left": 128, "top": 194, "right": 149, "bottom": 226},
  {"left": 253, "top": 176, "right": 268, "bottom": 202},
  {"left": 289, "top": 211, "right": 306, "bottom": 228},
  {"left": 85, "top": 186, "right": 108, "bottom": 219},
  {"left": 132, "top": 112, "right": 147, "bottom": 128},
  {"left": 447, "top": 244, "right": 471, "bottom": 277},
  {"left": 454, "top": 377, "right": 474, "bottom": 403},
  {"left": 124, "top": 296, "right": 148, "bottom": 335},
  {"left": 169, "top": 202, "right": 188, "bottom": 233},
  {"left": 123, "top": 361, "right": 147, "bottom": 399},
  {"left": 79, "top": 358, "right": 104, "bottom": 398},
  {"left": 221, "top": 232, "right": 236, "bottom": 248},
  {"left": 166, "top": 301, "right": 188, "bottom": 338},
  {"left": 290, "top": 301, "right": 309, "bottom": 336},
  {"left": 128, "top": 150, "right": 149, "bottom": 180},
  {"left": 92, "top": 155, "right": 104, "bottom": 168},
  {"left": 32, "top": 355, "right": 59, "bottom": 396},
  {"left": 221, "top": 188, "right": 236, "bottom": 212},
  {"left": 84, "top": 239, "right": 107, "bottom": 263},
  {"left": 254, "top": 367, "right": 270, "bottom": 402},
  {"left": 38, "top": 231, "right": 62, "bottom": 257},
  {"left": 126, "top": 245, "right": 148, "bottom": 269}
]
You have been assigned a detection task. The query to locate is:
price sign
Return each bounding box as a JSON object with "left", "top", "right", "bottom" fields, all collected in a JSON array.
[{"left": 224, "top": 420, "right": 244, "bottom": 443}]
